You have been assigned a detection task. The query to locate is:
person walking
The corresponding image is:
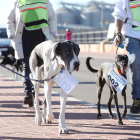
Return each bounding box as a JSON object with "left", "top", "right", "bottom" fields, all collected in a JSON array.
[
  {"left": 66, "top": 29, "right": 72, "bottom": 41},
  {"left": 7, "top": 0, "right": 57, "bottom": 107},
  {"left": 112, "top": 0, "right": 140, "bottom": 113}
]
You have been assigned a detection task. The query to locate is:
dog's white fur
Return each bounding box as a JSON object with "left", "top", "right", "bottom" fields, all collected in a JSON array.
[{"left": 30, "top": 41, "right": 80, "bottom": 134}]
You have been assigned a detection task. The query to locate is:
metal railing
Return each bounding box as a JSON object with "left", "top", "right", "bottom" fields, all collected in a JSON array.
[{"left": 55, "top": 30, "right": 113, "bottom": 44}]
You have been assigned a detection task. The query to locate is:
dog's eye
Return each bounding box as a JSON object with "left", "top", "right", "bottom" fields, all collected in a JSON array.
[
  {"left": 76, "top": 51, "right": 79, "bottom": 54},
  {"left": 66, "top": 52, "right": 69, "bottom": 55}
]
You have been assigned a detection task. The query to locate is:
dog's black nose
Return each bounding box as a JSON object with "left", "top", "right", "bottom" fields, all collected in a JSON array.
[{"left": 74, "top": 62, "right": 80, "bottom": 71}]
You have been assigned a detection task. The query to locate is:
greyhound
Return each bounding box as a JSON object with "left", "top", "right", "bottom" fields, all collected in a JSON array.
[
  {"left": 86, "top": 55, "right": 128, "bottom": 125},
  {"left": 29, "top": 40, "right": 80, "bottom": 134}
]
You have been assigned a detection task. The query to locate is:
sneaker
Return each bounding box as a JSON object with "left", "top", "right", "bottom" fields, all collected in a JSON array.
[
  {"left": 130, "top": 99, "right": 140, "bottom": 113},
  {"left": 29, "top": 99, "right": 34, "bottom": 107}
]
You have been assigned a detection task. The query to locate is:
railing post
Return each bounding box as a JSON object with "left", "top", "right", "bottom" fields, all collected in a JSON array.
[
  {"left": 59, "top": 35, "right": 61, "bottom": 42},
  {"left": 87, "top": 33, "right": 88, "bottom": 44},
  {"left": 81, "top": 34, "right": 82, "bottom": 44},
  {"left": 101, "top": 32, "right": 103, "bottom": 41},
  {"left": 93, "top": 33, "right": 95, "bottom": 44},
  {"left": 75, "top": 34, "right": 77, "bottom": 44}
]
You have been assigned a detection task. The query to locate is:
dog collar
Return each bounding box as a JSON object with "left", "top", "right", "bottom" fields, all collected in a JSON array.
[
  {"left": 115, "top": 65, "right": 128, "bottom": 75},
  {"left": 115, "top": 65, "right": 123, "bottom": 75}
]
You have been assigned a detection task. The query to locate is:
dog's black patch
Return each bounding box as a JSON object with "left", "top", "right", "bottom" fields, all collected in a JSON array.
[{"left": 36, "top": 54, "right": 43, "bottom": 67}]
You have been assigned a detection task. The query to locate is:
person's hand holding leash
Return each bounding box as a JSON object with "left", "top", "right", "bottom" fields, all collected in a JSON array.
[{"left": 114, "top": 32, "right": 123, "bottom": 47}]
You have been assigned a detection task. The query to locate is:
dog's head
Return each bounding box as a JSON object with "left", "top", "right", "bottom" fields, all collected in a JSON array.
[
  {"left": 53, "top": 41, "right": 80, "bottom": 72},
  {"left": 115, "top": 54, "right": 128, "bottom": 74}
]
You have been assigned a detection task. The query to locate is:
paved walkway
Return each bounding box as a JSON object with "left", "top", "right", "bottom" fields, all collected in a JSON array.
[{"left": 0, "top": 75, "right": 140, "bottom": 140}]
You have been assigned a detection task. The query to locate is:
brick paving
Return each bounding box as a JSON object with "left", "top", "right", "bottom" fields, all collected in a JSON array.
[{"left": 0, "top": 75, "right": 140, "bottom": 140}]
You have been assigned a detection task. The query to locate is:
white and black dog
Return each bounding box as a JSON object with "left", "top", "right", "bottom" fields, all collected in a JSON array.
[
  {"left": 29, "top": 40, "right": 80, "bottom": 134},
  {"left": 0, "top": 57, "right": 22, "bottom": 72}
]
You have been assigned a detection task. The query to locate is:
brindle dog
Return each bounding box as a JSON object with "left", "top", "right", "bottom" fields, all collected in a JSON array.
[{"left": 86, "top": 55, "right": 128, "bottom": 125}]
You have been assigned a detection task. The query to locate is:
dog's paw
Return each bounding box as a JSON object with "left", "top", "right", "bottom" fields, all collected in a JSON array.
[
  {"left": 47, "top": 121, "right": 52, "bottom": 124},
  {"left": 118, "top": 121, "right": 123, "bottom": 125},
  {"left": 35, "top": 116, "right": 42, "bottom": 126},
  {"left": 109, "top": 114, "right": 114, "bottom": 119},
  {"left": 42, "top": 117, "right": 46, "bottom": 124},
  {"left": 46, "top": 113, "right": 54, "bottom": 122},
  {"left": 97, "top": 114, "right": 102, "bottom": 119},
  {"left": 59, "top": 127, "right": 69, "bottom": 134},
  {"left": 122, "top": 113, "right": 126, "bottom": 118}
]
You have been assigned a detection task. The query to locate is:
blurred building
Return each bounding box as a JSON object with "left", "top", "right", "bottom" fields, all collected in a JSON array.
[{"left": 55, "top": 1, "right": 115, "bottom": 30}]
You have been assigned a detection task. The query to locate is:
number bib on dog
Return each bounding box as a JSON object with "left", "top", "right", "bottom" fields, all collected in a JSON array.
[
  {"left": 54, "top": 70, "right": 79, "bottom": 94},
  {"left": 108, "top": 68, "right": 128, "bottom": 94}
]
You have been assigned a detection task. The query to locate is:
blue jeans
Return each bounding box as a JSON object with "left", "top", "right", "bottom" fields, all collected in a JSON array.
[
  {"left": 125, "top": 36, "right": 140, "bottom": 100},
  {"left": 22, "top": 57, "right": 34, "bottom": 94}
]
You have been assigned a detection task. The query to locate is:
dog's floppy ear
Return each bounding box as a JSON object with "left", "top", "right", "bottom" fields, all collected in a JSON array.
[{"left": 52, "top": 42, "right": 61, "bottom": 61}]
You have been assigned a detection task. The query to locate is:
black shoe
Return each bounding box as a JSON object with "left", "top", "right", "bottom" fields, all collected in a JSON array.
[
  {"left": 23, "top": 92, "right": 33, "bottom": 105},
  {"left": 130, "top": 99, "right": 140, "bottom": 113},
  {"left": 29, "top": 99, "right": 34, "bottom": 107}
]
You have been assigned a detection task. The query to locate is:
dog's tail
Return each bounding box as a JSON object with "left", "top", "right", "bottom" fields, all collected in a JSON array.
[{"left": 86, "top": 57, "right": 98, "bottom": 73}]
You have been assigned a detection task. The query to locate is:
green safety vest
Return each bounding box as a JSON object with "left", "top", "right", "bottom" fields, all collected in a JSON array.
[
  {"left": 18, "top": 0, "right": 48, "bottom": 30},
  {"left": 129, "top": 0, "right": 140, "bottom": 30}
]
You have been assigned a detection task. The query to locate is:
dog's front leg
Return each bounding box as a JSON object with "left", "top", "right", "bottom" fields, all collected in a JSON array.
[
  {"left": 34, "top": 81, "right": 42, "bottom": 125},
  {"left": 44, "top": 81, "right": 54, "bottom": 123},
  {"left": 59, "top": 89, "right": 69, "bottom": 134},
  {"left": 34, "top": 67, "right": 42, "bottom": 125},
  {"left": 121, "top": 90, "right": 127, "bottom": 118},
  {"left": 108, "top": 89, "right": 114, "bottom": 119},
  {"left": 113, "top": 92, "right": 123, "bottom": 125}
]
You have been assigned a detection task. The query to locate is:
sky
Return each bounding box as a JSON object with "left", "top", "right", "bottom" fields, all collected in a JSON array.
[{"left": 0, "top": 0, "right": 116, "bottom": 25}]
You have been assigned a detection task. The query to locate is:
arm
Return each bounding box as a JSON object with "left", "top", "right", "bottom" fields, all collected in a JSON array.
[
  {"left": 112, "top": 0, "right": 127, "bottom": 46},
  {"left": 115, "top": 19, "right": 123, "bottom": 34},
  {"left": 114, "top": 19, "right": 124, "bottom": 46},
  {"left": 6, "top": 0, "right": 16, "bottom": 39},
  {"left": 47, "top": 0, "right": 57, "bottom": 37}
]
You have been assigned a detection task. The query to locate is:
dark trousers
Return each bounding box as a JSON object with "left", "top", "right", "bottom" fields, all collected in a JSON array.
[{"left": 22, "top": 27, "right": 45, "bottom": 94}]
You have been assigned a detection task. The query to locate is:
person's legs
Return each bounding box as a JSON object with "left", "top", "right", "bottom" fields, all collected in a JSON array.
[
  {"left": 22, "top": 57, "right": 33, "bottom": 93},
  {"left": 125, "top": 36, "right": 140, "bottom": 113},
  {"left": 22, "top": 57, "right": 34, "bottom": 106},
  {"left": 22, "top": 27, "right": 34, "bottom": 106},
  {"left": 22, "top": 27, "right": 46, "bottom": 106}
]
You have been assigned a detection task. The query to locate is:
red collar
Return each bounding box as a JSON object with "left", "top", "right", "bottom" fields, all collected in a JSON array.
[
  {"left": 115, "top": 65, "right": 128, "bottom": 75},
  {"left": 115, "top": 65, "right": 123, "bottom": 74}
]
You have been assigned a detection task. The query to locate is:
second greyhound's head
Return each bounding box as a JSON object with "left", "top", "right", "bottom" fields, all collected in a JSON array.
[
  {"left": 53, "top": 41, "right": 80, "bottom": 72},
  {"left": 115, "top": 54, "right": 128, "bottom": 74}
]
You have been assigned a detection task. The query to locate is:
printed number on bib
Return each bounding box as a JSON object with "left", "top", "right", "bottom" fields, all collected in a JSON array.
[
  {"left": 108, "top": 68, "right": 128, "bottom": 94},
  {"left": 54, "top": 70, "right": 79, "bottom": 94}
]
